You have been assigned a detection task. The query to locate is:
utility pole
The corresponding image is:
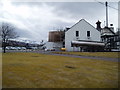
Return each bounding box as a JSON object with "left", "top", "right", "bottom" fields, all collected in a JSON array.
[{"left": 105, "top": 1, "right": 108, "bottom": 27}]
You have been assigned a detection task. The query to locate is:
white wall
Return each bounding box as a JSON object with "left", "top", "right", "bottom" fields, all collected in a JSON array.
[
  {"left": 45, "top": 42, "right": 53, "bottom": 49},
  {"left": 65, "top": 19, "right": 101, "bottom": 51},
  {"left": 45, "top": 42, "right": 63, "bottom": 50}
]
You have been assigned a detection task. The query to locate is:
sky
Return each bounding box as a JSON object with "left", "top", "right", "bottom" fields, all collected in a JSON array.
[{"left": 0, "top": 0, "right": 118, "bottom": 43}]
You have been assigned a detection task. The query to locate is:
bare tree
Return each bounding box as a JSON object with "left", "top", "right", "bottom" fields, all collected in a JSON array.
[{"left": 0, "top": 22, "right": 19, "bottom": 53}]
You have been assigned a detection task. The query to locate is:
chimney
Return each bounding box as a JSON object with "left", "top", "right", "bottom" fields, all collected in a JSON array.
[
  {"left": 110, "top": 24, "right": 114, "bottom": 32},
  {"left": 105, "top": 1, "right": 108, "bottom": 27},
  {"left": 96, "top": 20, "right": 102, "bottom": 32}
]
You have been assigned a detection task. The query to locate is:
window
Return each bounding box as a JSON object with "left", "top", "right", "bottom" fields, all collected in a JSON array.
[
  {"left": 71, "top": 43, "right": 73, "bottom": 47},
  {"left": 76, "top": 31, "right": 79, "bottom": 37},
  {"left": 87, "top": 31, "right": 90, "bottom": 37}
]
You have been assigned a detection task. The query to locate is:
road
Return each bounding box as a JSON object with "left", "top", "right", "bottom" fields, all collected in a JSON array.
[{"left": 32, "top": 50, "right": 119, "bottom": 62}]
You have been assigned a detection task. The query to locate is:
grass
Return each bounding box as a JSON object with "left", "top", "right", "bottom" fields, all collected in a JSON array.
[
  {"left": 53, "top": 52, "right": 119, "bottom": 58},
  {"left": 0, "top": 53, "right": 2, "bottom": 89},
  {"left": 2, "top": 52, "right": 119, "bottom": 88}
]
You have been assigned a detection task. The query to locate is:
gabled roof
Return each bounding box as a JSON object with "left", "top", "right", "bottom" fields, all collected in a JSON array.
[
  {"left": 103, "top": 27, "right": 115, "bottom": 35},
  {"left": 65, "top": 19, "right": 97, "bottom": 32}
]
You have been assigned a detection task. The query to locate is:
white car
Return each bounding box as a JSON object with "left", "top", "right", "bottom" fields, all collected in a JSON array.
[
  {"left": 21, "top": 47, "right": 26, "bottom": 50},
  {"left": 6, "top": 47, "right": 10, "bottom": 50},
  {"left": 16, "top": 47, "right": 21, "bottom": 50},
  {"left": 11, "top": 47, "right": 17, "bottom": 50}
]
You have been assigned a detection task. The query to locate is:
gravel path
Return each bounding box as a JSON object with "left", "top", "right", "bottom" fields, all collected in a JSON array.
[{"left": 33, "top": 51, "right": 119, "bottom": 62}]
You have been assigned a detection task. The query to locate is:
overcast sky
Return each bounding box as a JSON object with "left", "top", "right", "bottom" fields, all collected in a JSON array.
[{"left": 0, "top": 0, "right": 118, "bottom": 43}]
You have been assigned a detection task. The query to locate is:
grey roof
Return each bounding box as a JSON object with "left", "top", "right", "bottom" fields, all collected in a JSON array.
[{"left": 65, "top": 19, "right": 97, "bottom": 32}]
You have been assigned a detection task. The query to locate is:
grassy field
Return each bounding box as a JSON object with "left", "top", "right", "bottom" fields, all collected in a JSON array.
[
  {"left": 53, "top": 52, "right": 119, "bottom": 58},
  {"left": 0, "top": 53, "right": 2, "bottom": 89},
  {"left": 2, "top": 52, "right": 119, "bottom": 88}
]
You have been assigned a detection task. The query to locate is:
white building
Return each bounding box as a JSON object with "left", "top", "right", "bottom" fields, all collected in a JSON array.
[
  {"left": 65, "top": 19, "right": 104, "bottom": 51},
  {"left": 47, "top": 19, "right": 105, "bottom": 51},
  {"left": 45, "top": 42, "right": 63, "bottom": 51}
]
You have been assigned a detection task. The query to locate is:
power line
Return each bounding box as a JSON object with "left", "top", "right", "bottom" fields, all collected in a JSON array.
[
  {"left": 108, "top": 4, "right": 119, "bottom": 11},
  {"left": 94, "top": 0, "right": 119, "bottom": 11}
]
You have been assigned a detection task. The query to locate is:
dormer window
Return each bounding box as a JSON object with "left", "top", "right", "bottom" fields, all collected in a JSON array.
[{"left": 76, "top": 31, "right": 79, "bottom": 37}]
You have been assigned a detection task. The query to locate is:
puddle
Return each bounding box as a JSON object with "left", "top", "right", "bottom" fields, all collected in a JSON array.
[
  {"left": 31, "top": 56, "right": 39, "bottom": 57},
  {"left": 65, "top": 65, "right": 76, "bottom": 69}
]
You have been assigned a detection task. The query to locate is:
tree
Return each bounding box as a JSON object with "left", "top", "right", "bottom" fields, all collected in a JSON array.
[{"left": 0, "top": 22, "right": 19, "bottom": 53}]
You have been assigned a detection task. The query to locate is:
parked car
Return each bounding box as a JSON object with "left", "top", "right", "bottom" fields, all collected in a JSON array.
[
  {"left": 6, "top": 47, "right": 10, "bottom": 50},
  {"left": 50, "top": 48, "right": 55, "bottom": 51},
  {"left": 16, "top": 47, "right": 21, "bottom": 50},
  {"left": 45, "top": 48, "right": 55, "bottom": 51},
  {"left": 10, "top": 47, "right": 17, "bottom": 50},
  {"left": 21, "top": 47, "right": 26, "bottom": 50}
]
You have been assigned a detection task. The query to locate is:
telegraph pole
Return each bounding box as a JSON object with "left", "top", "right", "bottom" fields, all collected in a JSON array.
[{"left": 105, "top": 1, "right": 108, "bottom": 27}]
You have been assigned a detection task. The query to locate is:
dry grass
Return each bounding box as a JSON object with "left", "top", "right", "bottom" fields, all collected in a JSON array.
[
  {"left": 2, "top": 52, "right": 119, "bottom": 88},
  {"left": 0, "top": 53, "right": 2, "bottom": 89},
  {"left": 53, "top": 52, "right": 119, "bottom": 58}
]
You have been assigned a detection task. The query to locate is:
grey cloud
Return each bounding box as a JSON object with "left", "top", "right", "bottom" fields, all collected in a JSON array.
[
  {"left": 12, "top": 2, "right": 44, "bottom": 6},
  {"left": 46, "top": 2, "right": 104, "bottom": 17},
  {"left": 0, "top": 1, "right": 118, "bottom": 42}
]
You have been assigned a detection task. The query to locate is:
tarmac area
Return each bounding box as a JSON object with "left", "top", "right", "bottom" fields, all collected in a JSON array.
[{"left": 4, "top": 50, "right": 119, "bottom": 62}]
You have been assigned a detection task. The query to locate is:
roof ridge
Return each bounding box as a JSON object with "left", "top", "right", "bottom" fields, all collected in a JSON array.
[{"left": 66, "top": 19, "right": 97, "bottom": 32}]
